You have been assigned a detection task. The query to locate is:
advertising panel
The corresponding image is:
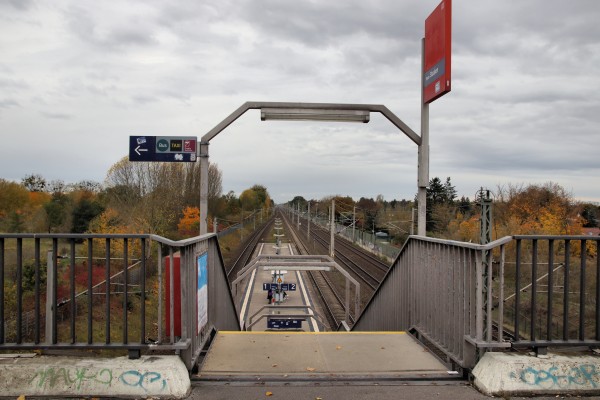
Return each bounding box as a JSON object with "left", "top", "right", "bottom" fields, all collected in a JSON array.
[
  {"left": 197, "top": 252, "right": 208, "bottom": 335},
  {"left": 424, "top": 0, "right": 452, "bottom": 104}
]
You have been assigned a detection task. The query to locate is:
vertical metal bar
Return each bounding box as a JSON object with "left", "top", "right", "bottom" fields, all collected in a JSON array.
[
  {"left": 0, "top": 237, "right": 4, "bottom": 344},
  {"left": 87, "top": 238, "right": 93, "bottom": 344},
  {"left": 169, "top": 247, "right": 174, "bottom": 344},
  {"left": 70, "top": 239, "right": 76, "bottom": 343},
  {"left": 563, "top": 240, "right": 571, "bottom": 340},
  {"left": 158, "top": 243, "right": 163, "bottom": 343},
  {"left": 498, "top": 244, "right": 505, "bottom": 343},
  {"left": 141, "top": 238, "right": 146, "bottom": 344},
  {"left": 45, "top": 250, "right": 54, "bottom": 344},
  {"left": 180, "top": 249, "right": 188, "bottom": 343},
  {"left": 475, "top": 250, "right": 484, "bottom": 342},
  {"left": 417, "top": 37, "right": 429, "bottom": 237},
  {"left": 469, "top": 248, "right": 477, "bottom": 341},
  {"left": 458, "top": 246, "right": 465, "bottom": 353},
  {"left": 16, "top": 238, "right": 23, "bottom": 344},
  {"left": 52, "top": 238, "right": 58, "bottom": 344},
  {"left": 596, "top": 240, "right": 600, "bottom": 341},
  {"left": 123, "top": 238, "right": 128, "bottom": 344},
  {"left": 515, "top": 239, "right": 521, "bottom": 341},
  {"left": 34, "top": 238, "right": 41, "bottom": 344},
  {"left": 531, "top": 239, "right": 538, "bottom": 341},
  {"left": 486, "top": 249, "right": 493, "bottom": 343},
  {"left": 547, "top": 240, "right": 554, "bottom": 341},
  {"left": 105, "top": 238, "right": 111, "bottom": 344},
  {"left": 579, "top": 240, "right": 587, "bottom": 341}
]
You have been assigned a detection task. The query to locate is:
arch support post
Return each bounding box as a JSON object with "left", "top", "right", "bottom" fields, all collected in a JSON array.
[{"left": 199, "top": 142, "right": 209, "bottom": 235}]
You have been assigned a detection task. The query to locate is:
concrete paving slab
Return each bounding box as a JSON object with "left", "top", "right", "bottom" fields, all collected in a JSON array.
[
  {"left": 473, "top": 351, "right": 600, "bottom": 397},
  {"left": 198, "top": 331, "right": 451, "bottom": 380},
  {"left": 0, "top": 355, "right": 190, "bottom": 399}
]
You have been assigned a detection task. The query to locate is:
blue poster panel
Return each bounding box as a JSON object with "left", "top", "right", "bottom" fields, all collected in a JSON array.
[{"left": 197, "top": 252, "right": 208, "bottom": 335}]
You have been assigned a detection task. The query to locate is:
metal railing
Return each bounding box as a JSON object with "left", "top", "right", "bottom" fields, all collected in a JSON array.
[
  {"left": 0, "top": 233, "right": 239, "bottom": 370},
  {"left": 352, "top": 234, "right": 600, "bottom": 369}
]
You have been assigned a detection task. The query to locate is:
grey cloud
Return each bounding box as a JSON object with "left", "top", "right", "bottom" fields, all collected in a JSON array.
[
  {"left": 0, "top": 0, "right": 34, "bottom": 11},
  {"left": 64, "top": 4, "right": 157, "bottom": 51},
  {"left": 41, "top": 111, "right": 72, "bottom": 120},
  {"left": 0, "top": 99, "right": 20, "bottom": 109}
]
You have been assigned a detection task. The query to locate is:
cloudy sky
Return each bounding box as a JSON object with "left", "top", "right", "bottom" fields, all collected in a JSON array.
[{"left": 1, "top": 0, "right": 599, "bottom": 204}]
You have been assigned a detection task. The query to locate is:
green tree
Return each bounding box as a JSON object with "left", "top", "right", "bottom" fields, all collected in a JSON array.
[
  {"left": 71, "top": 197, "right": 105, "bottom": 234},
  {"left": 44, "top": 192, "right": 70, "bottom": 232},
  {"left": 581, "top": 204, "right": 599, "bottom": 228}
]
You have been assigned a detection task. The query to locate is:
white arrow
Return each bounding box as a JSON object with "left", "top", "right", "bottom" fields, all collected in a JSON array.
[{"left": 135, "top": 145, "right": 148, "bottom": 156}]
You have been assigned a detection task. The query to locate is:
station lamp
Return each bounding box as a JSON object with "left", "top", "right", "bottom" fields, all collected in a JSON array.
[{"left": 260, "top": 108, "right": 370, "bottom": 123}]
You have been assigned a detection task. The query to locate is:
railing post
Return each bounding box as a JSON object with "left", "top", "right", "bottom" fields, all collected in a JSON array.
[{"left": 45, "top": 250, "right": 55, "bottom": 344}]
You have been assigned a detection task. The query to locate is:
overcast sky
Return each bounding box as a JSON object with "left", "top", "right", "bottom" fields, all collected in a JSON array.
[{"left": 1, "top": 0, "right": 599, "bottom": 204}]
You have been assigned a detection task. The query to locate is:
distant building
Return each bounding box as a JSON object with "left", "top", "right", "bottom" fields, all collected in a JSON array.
[{"left": 582, "top": 227, "right": 600, "bottom": 236}]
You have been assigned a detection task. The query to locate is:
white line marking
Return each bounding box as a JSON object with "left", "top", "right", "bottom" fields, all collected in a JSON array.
[
  {"left": 239, "top": 243, "right": 264, "bottom": 329},
  {"left": 296, "top": 270, "right": 319, "bottom": 332}
]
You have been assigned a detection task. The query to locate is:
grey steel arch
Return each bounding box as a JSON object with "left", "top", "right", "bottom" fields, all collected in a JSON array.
[{"left": 198, "top": 101, "right": 428, "bottom": 235}]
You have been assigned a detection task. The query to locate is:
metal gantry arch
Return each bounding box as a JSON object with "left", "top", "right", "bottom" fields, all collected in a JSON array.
[{"left": 198, "top": 101, "right": 429, "bottom": 236}]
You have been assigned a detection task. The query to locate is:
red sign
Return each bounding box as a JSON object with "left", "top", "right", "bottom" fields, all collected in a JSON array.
[
  {"left": 424, "top": 0, "right": 452, "bottom": 104},
  {"left": 183, "top": 140, "right": 196, "bottom": 153}
]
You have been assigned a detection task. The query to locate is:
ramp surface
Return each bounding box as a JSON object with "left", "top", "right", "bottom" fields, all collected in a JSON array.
[{"left": 198, "top": 331, "right": 452, "bottom": 381}]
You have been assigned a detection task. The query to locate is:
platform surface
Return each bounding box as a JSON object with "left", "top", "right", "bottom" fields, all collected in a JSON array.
[{"left": 198, "top": 331, "right": 451, "bottom": 380}]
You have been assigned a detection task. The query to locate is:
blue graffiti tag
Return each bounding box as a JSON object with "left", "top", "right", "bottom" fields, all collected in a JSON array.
[
  {"left": 511, "top": 364, "right": 600, "bottom": 389},
  {"left": 119, "top": 370, "right": 167, "bottom": 392}
]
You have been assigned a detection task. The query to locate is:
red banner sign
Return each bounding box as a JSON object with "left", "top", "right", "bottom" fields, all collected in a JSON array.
[{"left": 424, "top": 0, "right": 452, "bottom": 104}]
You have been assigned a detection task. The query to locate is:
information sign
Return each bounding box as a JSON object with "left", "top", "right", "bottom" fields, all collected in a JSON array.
[
  {"left": 423, "top": 0, "right": 452, "bottom": 104},
  {"left": 280, "top": 283, "right": 296, "bottom": 291},
  {"left": 129, "top": 136, "right": 197, "bottom": 162},
  {"left": 262, "top": 283, "right": 279, "bottom": 291},
  {"left": 267, "top": 318, "right": 303, "bottom": 329}
]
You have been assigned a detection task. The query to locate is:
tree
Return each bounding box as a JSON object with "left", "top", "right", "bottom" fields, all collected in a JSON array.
[
  {"left": 21, "top": 174, "right": 46, "bottom": 192},
  {"left": 444, "top": 177, "right": 457, "bottom": 203},
  {"left": 581, "top": 204, "right": 599, "bottom": 228},
  {"left": 0, "top": 179, "right": 29, "bottom": 218},
  {"left": 177, "top": 207, "right": 200, "bottom": 237},
  {"left": 494, "top": 182, "right": 581, "bottom": 236},
  {"left": 357, "top": 197, "right": 379, "bottom": 231},
  {"left": 104, "top": 157, "right": 224, "bottom": 236},
  {"left": 426, "top": 176, "right": 459, "bottom": 232},
  {"left": 44, "top": 192, "right": 70, "bottom": 232},
  {"left": 239, "top": 189, "right": 259, "bottom": 211},
  {"left": 71, "top": 197, "right": 104, "bottom": 234}
]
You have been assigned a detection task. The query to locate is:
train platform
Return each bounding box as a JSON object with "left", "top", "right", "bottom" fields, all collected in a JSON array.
[{"left": 236, "top": 241, "right": 323, "bottom": 332}]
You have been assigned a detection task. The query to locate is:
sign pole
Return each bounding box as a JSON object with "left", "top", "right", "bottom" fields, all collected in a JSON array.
[
  {"left": 199, "top": 142, "right": 209, "bottom": 235},
  {"left": 418, "top": 37, "right": 430, "bottom": 236}
]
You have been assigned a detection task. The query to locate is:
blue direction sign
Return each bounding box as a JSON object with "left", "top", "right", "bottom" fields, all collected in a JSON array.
[
  {"left": 267, "top": 318, "right": 304, "bottom": 329},
  {"left": 263, "top": 283, "right": 279, "bottom": 291},
  {"left": 129, "top": 136, "right": 197, "bottom": 162},
  {"left": 280, "top": 283, "right": 296, "bottom": 291}
]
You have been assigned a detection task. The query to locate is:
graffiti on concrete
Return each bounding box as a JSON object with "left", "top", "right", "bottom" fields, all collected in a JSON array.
[
  {"left": 29, "top": 366, "right": 167, "bottom": 392},
  {"left": 119, "top": 370, "right": 167, "bottom": 391},
  {"left": 510, "top": 364, "right": 600, "bottom": 389}
]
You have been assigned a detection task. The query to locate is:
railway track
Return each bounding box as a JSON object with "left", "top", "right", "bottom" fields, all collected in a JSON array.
[
  {"left": 281, "top": 213, "right": 348, "bottom": 330},
  {"left": 291, "top": 214, "right": 391, "bottom": 304},
  {"left": 228, "top": 209, "right": 391, "bottom": 330},
  {"left": 226, "top": 215, "right": 274, "bottom": 281}
]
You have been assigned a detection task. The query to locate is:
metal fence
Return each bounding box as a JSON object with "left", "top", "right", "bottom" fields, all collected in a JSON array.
[
  {"left": 352, "top": 234, "right": 600, "bottom": 369},
  {"left": 0, "top": 233, "right": 239, "bottom": 370},
  {"left": 309, "top": 216, "right": 401, "bottom": 260}
]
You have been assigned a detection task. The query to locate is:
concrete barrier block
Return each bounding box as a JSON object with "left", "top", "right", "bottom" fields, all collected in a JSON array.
[
  {"left": 0, "top": 355, "right": 190, "bottom": 399},
  {"left": 473, "top": 351, "right": 600, "bottom": 397}
]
